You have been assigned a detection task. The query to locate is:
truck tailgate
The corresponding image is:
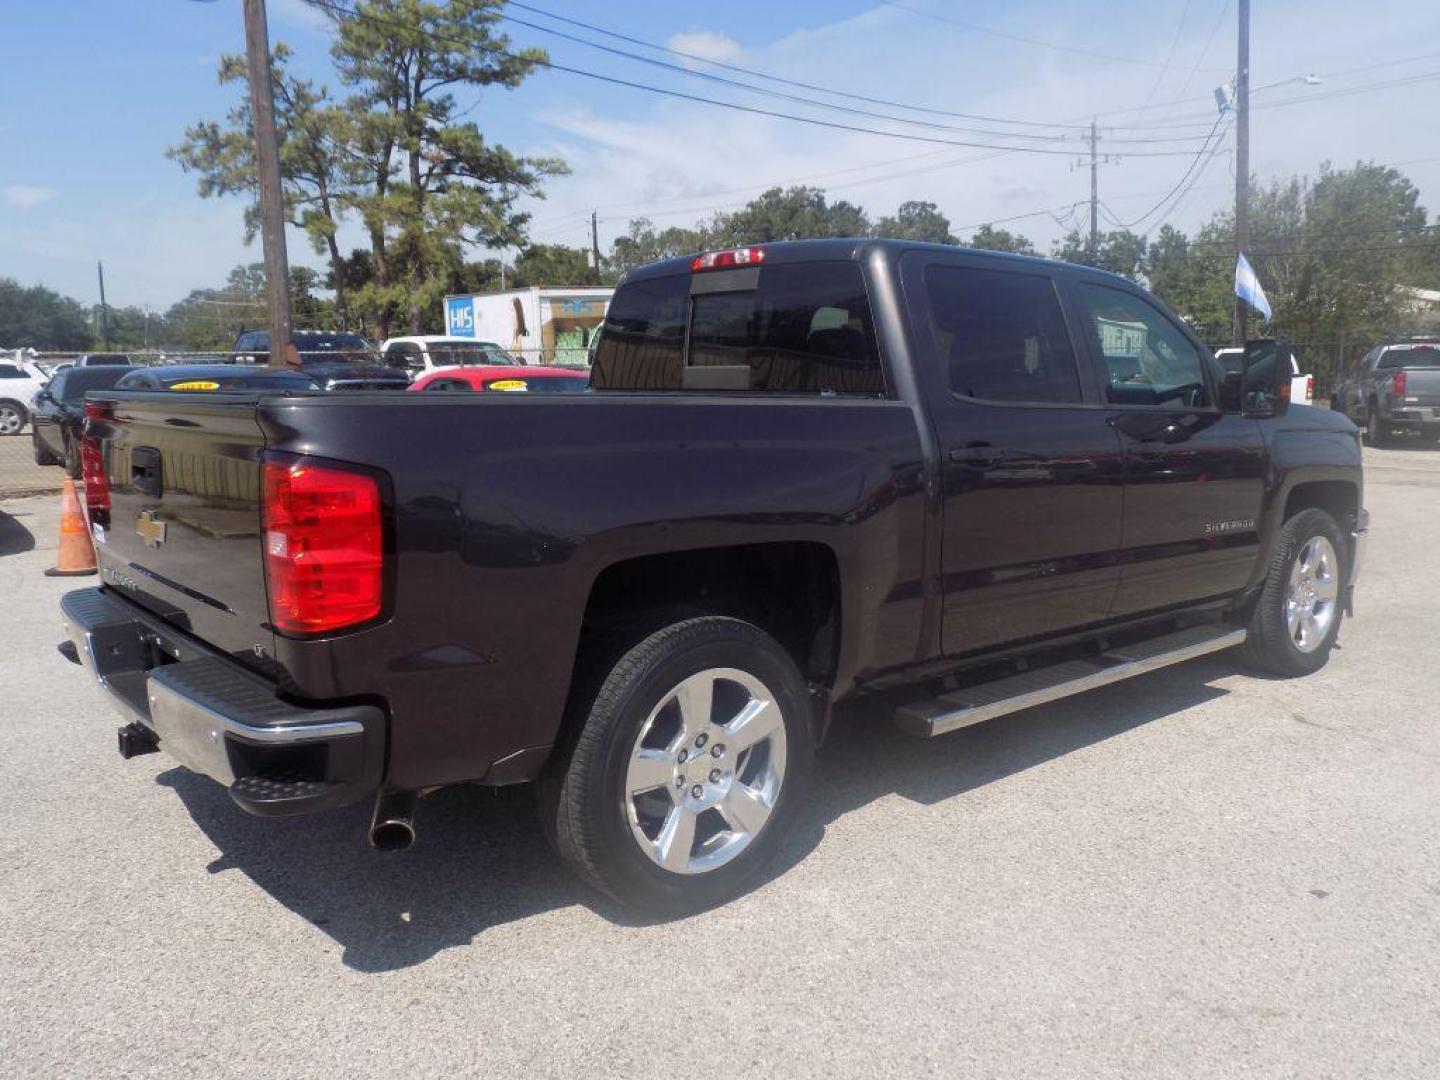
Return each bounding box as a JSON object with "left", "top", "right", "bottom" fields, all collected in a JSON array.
[
  {"left": 1400, "top": 366, "right": 1440, "bottom": 405},
  {"left": 90, "top": 394, "right": 274, "bottom": 671}
]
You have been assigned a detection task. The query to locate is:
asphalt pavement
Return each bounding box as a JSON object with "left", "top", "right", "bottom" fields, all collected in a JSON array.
[{"left": 2, "top": 445, "right": 1438, "bottom": 1078}]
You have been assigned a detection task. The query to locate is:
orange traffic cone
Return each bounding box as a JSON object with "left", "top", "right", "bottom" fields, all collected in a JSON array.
[{"left": 45, "top": 478, "right": 97, "bottom": 578}]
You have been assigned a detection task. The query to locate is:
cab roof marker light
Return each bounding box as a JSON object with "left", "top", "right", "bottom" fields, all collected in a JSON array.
[{"left": 691, "top": 247, "right": 766, "bottom": 272}]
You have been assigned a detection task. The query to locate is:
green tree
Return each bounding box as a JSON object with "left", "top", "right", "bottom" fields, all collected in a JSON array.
[
  {"left": 512, "top": 244, "right": 594, "bottom": 287},
  {"left": 163, "top": 263, "right": 271, "bottom": 350},
  {"left": 1054, "top": 228, "right": 1148, "bottom": 279},
  {"left": 170, "top": 45, "right": 353, "bottom": 322},
  {"left": 324, "top": 0, "right": 565, "bottom": 336},
  {"left": 606, "top": 217, "right": 718, "bottom": 276},
  {"left": 874, "top": 200, "right": 956, "bottom": 244},
  {"left": 713, "top": 186, "right": 870, "bottom": 244},
  {"left": 967, "top": 224, "right": 1036, "bottom": 255},
  {"left": 0, "top": 278, "right": 93, "bottom": 350}
]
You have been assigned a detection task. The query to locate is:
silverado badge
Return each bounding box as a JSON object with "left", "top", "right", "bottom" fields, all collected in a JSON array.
[{"left": 136, "top": 510, "right": 167, "bottom": 549}]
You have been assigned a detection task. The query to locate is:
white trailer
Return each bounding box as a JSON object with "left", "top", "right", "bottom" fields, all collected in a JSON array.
[{"left": 442, "top": 286, "right": 612, "bottom": 366}]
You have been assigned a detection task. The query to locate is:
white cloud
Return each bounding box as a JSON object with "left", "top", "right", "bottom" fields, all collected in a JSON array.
[
  {"left": 666, "top": 30, "right": 745, "bottom": 68},
  {"left": 3, "top": 185, "right": 58, "bottom": 210}
]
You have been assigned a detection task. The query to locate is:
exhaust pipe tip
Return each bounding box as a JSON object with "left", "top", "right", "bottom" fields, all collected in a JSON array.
[
  {"left": 370, "top": 818, "right": 416, "bottom": 852},
  {"left": 368, "top": 790, "right": 417, "bottom": 851}
]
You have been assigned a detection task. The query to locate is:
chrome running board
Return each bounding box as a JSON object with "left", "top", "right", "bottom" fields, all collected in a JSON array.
[{"left": 894, "top": 625, "right": 1247, "bottom": 738}]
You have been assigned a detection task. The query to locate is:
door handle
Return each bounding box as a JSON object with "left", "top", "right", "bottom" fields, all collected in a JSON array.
[{"left": 949, "top": 442, "right": 1006, "bottom": 468}]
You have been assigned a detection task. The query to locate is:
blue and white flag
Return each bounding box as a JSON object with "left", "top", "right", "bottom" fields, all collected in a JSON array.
[{"left": 1234, "top": 253, "right": 1272, "bottom": 321}]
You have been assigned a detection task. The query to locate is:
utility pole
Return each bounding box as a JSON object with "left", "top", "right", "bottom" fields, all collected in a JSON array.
[
  {"left": 1233, "top": 0, "right": 1251, "bottom": 346},
  {"left": 242, "top": 0, "right": 292, "bottom": 367},
  {"left": 590, "top": 210, "right": 602, "bottom": 285},
  {"left": 1088, "top": 120, "right": 1099, "bottom": 266},
  {"left": 96, "top": 261, "right": 110, "bottom": 350}
]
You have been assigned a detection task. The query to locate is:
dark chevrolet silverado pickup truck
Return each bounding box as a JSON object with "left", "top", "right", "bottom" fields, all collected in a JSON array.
[{"left": 61, "top": 240, "right": 1368, "bottom": 913}]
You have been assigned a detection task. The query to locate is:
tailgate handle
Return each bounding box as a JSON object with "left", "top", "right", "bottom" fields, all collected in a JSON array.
[{"left": 131, "top": 446, "right": 163, "bottom": 498}]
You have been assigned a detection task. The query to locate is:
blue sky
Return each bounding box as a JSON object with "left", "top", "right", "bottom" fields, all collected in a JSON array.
[{"left": 3, "top": 0, "right": 1438, "bottom": 310}]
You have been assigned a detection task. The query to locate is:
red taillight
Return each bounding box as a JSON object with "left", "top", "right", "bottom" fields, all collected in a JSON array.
[
  {"left": 1393, "top": 370, "right": 1407, "bottom": 397},
  {"left": 1305, "top": 374, "right": 1315, "bottom": 401},
  {"left": 82, "top": 401, "right": 112, "bottom": 525},
  {"left": 691, "top": 246, "right": 765, "bottom": 272},
  {"left": 262, "top": 457, "right": 384, "bottom": 635}
]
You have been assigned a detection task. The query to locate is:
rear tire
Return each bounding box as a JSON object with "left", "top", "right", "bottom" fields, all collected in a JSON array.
[
  {"left": 1365, "top": 405, "right": 1393, "bottom": 448},
  {"left": 1242, "top": 508, "right": 1348, "bottom": 677},
  {"left": 32, "top": 429, "right": 59, "bottom": 466},
  {"left": 63, "top": 435, "right": 82, "bottom": 479},
  {"left": 541, "top": 616, "right": 814, "bottom": 915}
]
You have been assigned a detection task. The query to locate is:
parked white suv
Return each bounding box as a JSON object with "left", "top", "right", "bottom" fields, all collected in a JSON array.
[
  {"left": 0, "top": 354, "right": 52, "bottom": 434},
  {"left": 379, "top": 335, "right": 524, "bottom": 380}
]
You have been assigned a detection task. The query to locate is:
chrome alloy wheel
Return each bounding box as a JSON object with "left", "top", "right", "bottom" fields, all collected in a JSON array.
[
  {"left": 623, "top": 667, "right": 788, "bottom": 875},
  {"left": 1286, "top": 535, "right": 1340, "bottom": 653},
  {"left": 0, "top": 404, "right": 22, "bottom": 435}
]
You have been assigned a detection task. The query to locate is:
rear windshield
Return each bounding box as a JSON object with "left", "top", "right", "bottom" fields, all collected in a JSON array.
[
  {"left": 435, "top": 342, "right": 519, "bottom": 366},
  {"left": 591, "top": 262, "right": 884, "bottom": 394},
  {"left": 1380, "top": 345, "right": 1440, "bottom": 368},
  {"left": 294, "top": 333, "right": 372, "bottom": 350},
  {"left": 57, "top": 367, "right": 133, "bottom": 401}
]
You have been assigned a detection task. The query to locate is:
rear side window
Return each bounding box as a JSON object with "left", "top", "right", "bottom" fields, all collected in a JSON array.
[
  {"left": 590, "top": 275, "right": 689, "bottom": 390},
  {"left": 0, "top": 367, "right": 26, "bottom": 379},
  {"left": 591, "top": 262, "right": 884, "bottom": 394},
  {"left": 924, "top": 265, "right": 1081, "bottom": 404}
]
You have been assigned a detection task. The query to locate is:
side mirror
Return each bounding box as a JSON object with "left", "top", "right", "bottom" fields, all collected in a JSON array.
[{"left": 1240, "top": 337, "right": 1291, "bottom": 418}]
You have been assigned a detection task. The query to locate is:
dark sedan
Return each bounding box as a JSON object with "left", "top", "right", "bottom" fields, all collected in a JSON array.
[
  {"left": 31, "top": 366, "right": 137, "bottom": 476},
  {"left": 114, "top": 364, "right": 321, "bottom": 392}
]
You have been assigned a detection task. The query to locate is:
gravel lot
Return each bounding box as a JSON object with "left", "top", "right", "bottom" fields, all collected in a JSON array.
[
  {"left": 0, "top": 433, "right": 61, "bottom": 499},
  {"left": 2, "top": 446, "right": 1437, "bottom": 1079}
]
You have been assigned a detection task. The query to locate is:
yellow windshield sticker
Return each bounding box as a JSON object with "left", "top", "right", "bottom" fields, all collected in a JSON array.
[
  {"left": 170, "top": 380, "right": 220, "bottom": 391},
  {"left": 487, "top": 379, "right": 528, "bottom": 392}
]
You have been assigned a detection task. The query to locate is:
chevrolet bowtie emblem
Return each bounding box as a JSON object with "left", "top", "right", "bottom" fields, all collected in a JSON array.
[{"left": 136, "top": 510, "right": 167, "bottom": 549}]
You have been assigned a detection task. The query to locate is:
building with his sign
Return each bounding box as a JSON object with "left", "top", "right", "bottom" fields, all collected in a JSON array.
[{"left": 442, "top": 286, "right": 613, "bottom": 365}]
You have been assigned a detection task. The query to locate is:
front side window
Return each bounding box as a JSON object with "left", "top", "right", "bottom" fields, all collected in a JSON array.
[
  {"left": 923, "top": 264, "right": 1081, "bottom": 404},
  {"left": 1077, "top": 284, "right": 1211, "bottom": 407}
]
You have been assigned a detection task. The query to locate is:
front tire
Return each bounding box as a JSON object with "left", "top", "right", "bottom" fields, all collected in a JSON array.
[
  {"left": 1243, "top": 508, "right": 1348, "bottom": 676},
  {"left": 0, "top": 400, "right": 26, "bottom": 436},
  {"left": 542, "top": 616, "right": 814, "bottom": 915}
]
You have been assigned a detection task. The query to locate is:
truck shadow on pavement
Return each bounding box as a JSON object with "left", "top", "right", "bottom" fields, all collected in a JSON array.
[
  {"left": 0, "top": 509, "right": 37, "bottom": 556},
  {"left": 157, "top": 658, "right": 1233, "bottom": 973}
]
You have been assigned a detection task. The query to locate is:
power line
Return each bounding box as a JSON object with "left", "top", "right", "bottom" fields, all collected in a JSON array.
[
  {"left": 1131, "top": 0, "right": 1196, "bottom": 129},
  {"left": 1152, "top": 0, "right": 1231, "bottom": 130},
  {"left": 884, "top": 1, "right": 1231, "bottom": 72},
  {"left": 493, "top": 7, "right": 1087, "bottom": 143},
  {"left": 506, "top": 0, "right": 1093, "bottom": 132},
  {"left": 1107, "top": 113, "right": 1232, "bottom": 230},
  {"left": 306, "top": 0, "right": 1218, "bottom": 157}
]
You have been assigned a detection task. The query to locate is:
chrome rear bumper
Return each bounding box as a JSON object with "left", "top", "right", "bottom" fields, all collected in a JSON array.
[{"left": 61, "top": 587, "right": 384, "bottom": 816}]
